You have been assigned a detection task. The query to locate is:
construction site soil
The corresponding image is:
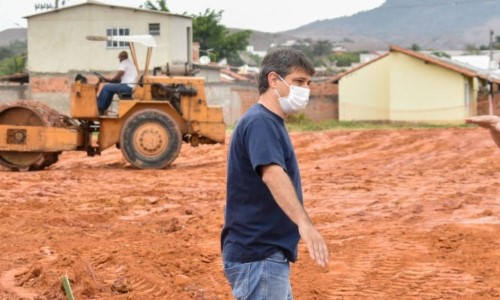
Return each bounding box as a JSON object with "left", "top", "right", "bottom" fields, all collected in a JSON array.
[{"left": 0, "top": 127, "right": 499, "bottom": 300}]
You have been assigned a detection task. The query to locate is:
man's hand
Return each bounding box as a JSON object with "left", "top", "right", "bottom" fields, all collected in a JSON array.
[
  {"left": 465, "top": 115, "right": 500, "bottom": 149},
  {"left": 261, "top": 164, "right": 329, "bottom": 267},
  {"left": 298, "top": 223, "right": 329, "bottom": 267},
  {"left": 465, "top": 115, "right": 500, "bottom": 131},
  {"left": 93, "top": 72, "right": 108, "bottom": 83}
]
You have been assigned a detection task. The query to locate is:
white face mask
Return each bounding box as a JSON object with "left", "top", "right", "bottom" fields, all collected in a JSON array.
[{"left": 274, "top": 75, "right": 310, "bottom": 115}]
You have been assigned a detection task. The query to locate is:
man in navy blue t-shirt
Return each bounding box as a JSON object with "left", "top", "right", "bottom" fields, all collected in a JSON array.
[{"left": 221, "top": 48, "right": 329, "bottom": 299}]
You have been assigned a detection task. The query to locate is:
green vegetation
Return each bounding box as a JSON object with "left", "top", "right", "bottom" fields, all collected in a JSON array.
[
  {"left": 479, "top": 35, "right": 500, "bottom": 50},
  {"left": 430, "top": 51, "right": 451, "bottom": 58},
  {"left": 140, "top": 0, "right": 169, "bottom": 11},
  {"left": 0, "top": 40, "right": 27, "bottom": 76},
  {"left": 141, "top": 1, "right": 252, "bottom": 66},
  {"left": 191, "top": 9, "right": 252, "bottom": 66},
  {"left": 410, "top": 43, "right": 421, "bottom": 51},
  {"left": 329, "top": 52, "right": 362, "bottom": 67},
  {"left": 282, "top": 39, "right": 364, "bottom": 69},
  {"left": 285, "top": 113, "right": 468, "bottom": 132},
  {"left": 463, "top": 44, "right": 482, "bottom": 55}
]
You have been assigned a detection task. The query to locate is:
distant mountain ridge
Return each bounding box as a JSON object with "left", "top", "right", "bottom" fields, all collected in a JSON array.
[
  {"left": 282, "top": 0, "right": 500, "bottom": 51},
  {"left": 3, "top": 0, "right": 500, "bottom": 53},
  {"left": 0, "top": 28, "right": 27, "bottom": 47}
]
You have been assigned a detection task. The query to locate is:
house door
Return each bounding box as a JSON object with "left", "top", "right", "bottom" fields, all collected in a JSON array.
[{"left": 464, "top": 80, "right": 471, "bottom": 116}]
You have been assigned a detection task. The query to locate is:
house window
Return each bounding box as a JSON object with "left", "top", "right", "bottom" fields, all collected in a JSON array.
[
  {"left": 106, "top": 28, "right": 130, "bottom": 48},
  {"left": 149, "top": 23, "right": 160, "bottom": 36}
]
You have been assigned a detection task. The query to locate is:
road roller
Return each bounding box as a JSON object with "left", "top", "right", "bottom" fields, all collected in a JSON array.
[{"left": 0, "top": 35, "right": 225, "bottom": 171}]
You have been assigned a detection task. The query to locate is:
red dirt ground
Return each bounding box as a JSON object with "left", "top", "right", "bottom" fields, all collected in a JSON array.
[{"left": 0, "top": 127, "right": 499, "bottom": 299}]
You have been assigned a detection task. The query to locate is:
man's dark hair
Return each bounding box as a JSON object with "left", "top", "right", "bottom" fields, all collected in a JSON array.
[
  {"left": 257, "top": 48, "right": 315, "bottom": 95},
  {"left": 119, "top": 51, "right": 128, "bottom": 59}
]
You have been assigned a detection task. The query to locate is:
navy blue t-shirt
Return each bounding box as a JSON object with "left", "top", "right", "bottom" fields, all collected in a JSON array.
[{"left": 221, "top": 103, "right": 303, "bottom": 263}]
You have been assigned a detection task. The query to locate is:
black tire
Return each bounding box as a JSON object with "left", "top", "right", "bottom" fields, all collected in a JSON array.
[{"left": 120, "top": 109, "right": 182, "bottom": 169}]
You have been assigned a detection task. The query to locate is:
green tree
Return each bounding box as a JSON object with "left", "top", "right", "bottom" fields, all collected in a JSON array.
[
  {"left": 9, "top": 54, "right": 27, "bottom": 73},
  {"left": 192, "top": 9, "right": 251, "bottom": 65},
  {"left": 330, "top": 52, "right": 360, "bottom": 67},
  {"left": 0, "top": 48, "right": 14, "bottom": 61},
  {"left": 464, "top": 44, "right": 481, "bottom": 55},
  {"left": 0, "top": 54, "right": 26, "bottom": 76},
  {"left": 312, "top": 40, "right": 333, "bottom": 57},
  {"left": 140, "top": 0, "right": 169, "bottom": 12},
  {"left": 140, "top": 4, "right": 251, "bottom": 65},
  {"left": 291, "top": 42, "right": 314, "bottom": 59},
  {"left": 410, "top": 43, "right": 421, "bottom": 51},
  {"left": 479, "top": 35, "right": 500, "bottom": 50},
  {"left": 275, "top": 39, "right": 334, "bottom": 67},
  {"left": 494, "top": 35, "right": 500, "bottom": 50},
  {"left": 430, "top": 51, "right": 451, "bottom": 59},
  {"left": 192, "top": 9, "right": 225, "bottom": 60},
  {"left": 0, "top": 41, "right": 27, "bottom": 76},
  {"left": 221, "top": 30, "right": 252, "bottom": 65}
]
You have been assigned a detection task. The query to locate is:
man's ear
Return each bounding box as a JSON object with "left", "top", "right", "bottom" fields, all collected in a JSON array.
[{"left": 268, "top": 72, "right": 280, "bottom": 88}]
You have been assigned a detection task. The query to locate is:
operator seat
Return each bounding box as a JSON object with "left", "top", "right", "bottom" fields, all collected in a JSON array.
[{"left": 118, "top": 74, "right": 143, "bottom": 100}]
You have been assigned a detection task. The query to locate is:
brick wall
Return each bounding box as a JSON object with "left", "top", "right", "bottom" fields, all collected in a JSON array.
[
  {"left": 28, "top": 74, "right": 75, "bottom": 114},
  {"left": 233, "top": 84, "right": 259, "bottom": 115},
  {"left": 477, "top": 83, "right": 500, "bottom": 115},
  {"left": 0, "top": 83, "right": 30, "bottom": 104},
  {"left": 1, "top": 75, "right": 340, "bottom": 124},
  {"left": 30, "top": 75, "right": 72, "bottom": 93},
  {"left": 223, "top": 81, "right": 339, "bottom": 123},
  {"left": 306, "top": 81, "right": 339, "bottom": 121}
]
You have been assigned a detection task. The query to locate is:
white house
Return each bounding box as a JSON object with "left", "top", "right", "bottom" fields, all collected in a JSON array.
[
  {"left": 25, "top": 0, "right": 193, "bottom": 73},
  {"left": 21, "top": 0, "right": 194, "bottom": 113}
]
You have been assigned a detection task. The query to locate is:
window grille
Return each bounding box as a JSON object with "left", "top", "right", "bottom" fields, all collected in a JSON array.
[
  {"left": 106, "top": 28, "right": 130, "bottom": 48},
  {"left": 149, "top": 23, "right": 160, "bottom": 36}
]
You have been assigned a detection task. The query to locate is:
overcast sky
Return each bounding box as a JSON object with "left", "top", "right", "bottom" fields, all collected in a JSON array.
[{"left": 0, "top": 0, "right": 385, "bottom": 33}]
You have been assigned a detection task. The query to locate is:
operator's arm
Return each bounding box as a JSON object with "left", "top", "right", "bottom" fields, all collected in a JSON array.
[
  {"left": 261, "top": 163, "right": 329, "bottom": 267},
  {"left": 107, "top": 70, "right": 124, "bottom": 83}
]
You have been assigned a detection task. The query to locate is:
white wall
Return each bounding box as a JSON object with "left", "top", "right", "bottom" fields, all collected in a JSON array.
[{"left": 27, "top": 3, "right": 191, "bottom": 74}]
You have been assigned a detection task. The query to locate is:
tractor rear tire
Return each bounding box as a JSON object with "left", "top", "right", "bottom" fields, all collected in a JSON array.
[{"left": 120, "top": 109, "right": 182, "bottom": 169}]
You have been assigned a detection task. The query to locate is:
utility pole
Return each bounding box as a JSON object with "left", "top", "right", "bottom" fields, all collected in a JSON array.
[
  {"left": 489, "top": 30, "right": 494, "bottom": 69},
  {"left": 487, "top": 29, "right": 494, "bottom": 115}
]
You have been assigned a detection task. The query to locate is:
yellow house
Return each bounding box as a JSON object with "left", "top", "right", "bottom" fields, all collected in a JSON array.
[{"left": 332, "top": 45, "right": 500, "bottom": 123}]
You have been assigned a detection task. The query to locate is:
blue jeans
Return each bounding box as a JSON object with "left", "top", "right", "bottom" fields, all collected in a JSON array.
[
  {"left": 97, "top": 83, "right": 132, "bottom": 113},
  {"left": 223, "top": 251, "right": 293, "bottom": 300}
]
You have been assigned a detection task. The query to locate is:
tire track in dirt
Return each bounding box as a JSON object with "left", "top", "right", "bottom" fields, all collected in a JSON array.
[
  {"left": 0, "top": 128, "right": 498, "bottom": 299},
  {"left": 0, "top": 246, "right": 57, "bottom": 300},
  {"left": 291, "top": 128, "right": 499, "bottom": 299}
]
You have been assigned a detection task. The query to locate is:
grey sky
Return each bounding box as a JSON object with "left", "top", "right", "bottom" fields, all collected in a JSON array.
[{"left": 0, "top": 0, "right": 385, "bottom": 32}]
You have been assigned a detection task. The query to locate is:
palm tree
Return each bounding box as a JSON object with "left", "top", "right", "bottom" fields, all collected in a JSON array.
[{"left": 141, "top": 0, "right": 169, "bottom": 12}]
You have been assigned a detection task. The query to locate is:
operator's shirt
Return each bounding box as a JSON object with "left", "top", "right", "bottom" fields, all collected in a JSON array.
[
  {"left": 119, "top": 58, "right": 138, "bottom": 88},
  {"left": 221, "top": 103, "right": 302, "bottom": 263}
]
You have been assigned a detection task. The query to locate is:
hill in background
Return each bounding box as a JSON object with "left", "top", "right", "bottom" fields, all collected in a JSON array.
[
  {"left": 0, "top": 28, "right": 27, "bottom": 47},
  {"left": 3, "top": 0, "right": 500, "bottom": 54},
  {"left": 282, "top": 0, "right": 500, "bottom": 51}
]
